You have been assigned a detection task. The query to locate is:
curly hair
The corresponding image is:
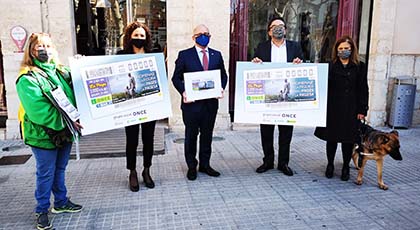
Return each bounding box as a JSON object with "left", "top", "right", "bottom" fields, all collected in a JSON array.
[{"left": 122, "top": 21, "right": 152, "bottom": 53}]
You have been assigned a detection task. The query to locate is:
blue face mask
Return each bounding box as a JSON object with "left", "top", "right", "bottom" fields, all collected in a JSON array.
[
  {"left": 195, "top": 34, "right": 210, "bottom": 47},
  {"left": 337, "top": 49, "right": 351, "bottom": 59}
]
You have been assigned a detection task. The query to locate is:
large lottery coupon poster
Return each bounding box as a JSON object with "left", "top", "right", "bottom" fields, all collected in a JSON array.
[
  {"left": 234, "top": 62, "right": 328, "bottom": 127},
  {"left": 69, "top": 53, "right": 171, "bottom": 135}
]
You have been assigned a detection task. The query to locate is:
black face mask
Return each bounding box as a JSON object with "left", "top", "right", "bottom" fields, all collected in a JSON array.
[
  {"left": 37, "top": 49, "right": 50, "bottom": 62},
  {"left": 131, "top": 38, "right": 146, "bottom": 49}
]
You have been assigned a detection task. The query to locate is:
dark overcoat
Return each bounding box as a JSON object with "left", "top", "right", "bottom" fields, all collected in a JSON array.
[{"left": 315, "top": 60, "right": 369, "bottom": 143}]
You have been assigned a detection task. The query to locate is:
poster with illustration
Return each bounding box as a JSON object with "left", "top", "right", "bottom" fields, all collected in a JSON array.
[
  {"left": 235, "top": 62, "right": 328, "bottom": 127},
  {"left": 184, "top": 69, "right": 222, "bottom": 101},
  {"left": 69, "top": 53, "right": 171, "bottom": 135}
]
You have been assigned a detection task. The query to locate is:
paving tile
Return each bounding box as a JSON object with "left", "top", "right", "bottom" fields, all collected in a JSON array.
[{"left": 0, "top": 126, "right": 419, "bottom": 229}]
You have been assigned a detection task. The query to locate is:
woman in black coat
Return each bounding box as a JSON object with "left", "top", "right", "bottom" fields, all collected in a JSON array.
[
  {"left": 117, "top": 22, "right": 156, "bottom": 192},
  {"left": 315, "top": 35, "right": 369, "bottom": 181}
]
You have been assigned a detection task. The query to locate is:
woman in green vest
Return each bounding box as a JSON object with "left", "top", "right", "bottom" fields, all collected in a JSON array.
[{"left": 16, "top": 33, "right": 82, "bottom": 230}]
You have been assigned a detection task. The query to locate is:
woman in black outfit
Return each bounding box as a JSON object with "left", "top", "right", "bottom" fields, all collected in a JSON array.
[
  {"left": 315, "top": 35, "right": 369, "bottom": 181},
  {"left": 118, "top": 22, "right": 156, "bottom": 191}
]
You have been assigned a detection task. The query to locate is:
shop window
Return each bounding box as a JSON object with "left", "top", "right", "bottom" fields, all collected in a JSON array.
[
  {"left": 0, "top": 40, "right": 6, "bottom": 127},
  {"left": 247, "top": 0, "right": 339, "bottom": 63},
  {"left": 73, "top": 0, "right": 166, "bottom": 55},
  {"left": 229, "top": 0, "right": 340, "bottom": 114}
]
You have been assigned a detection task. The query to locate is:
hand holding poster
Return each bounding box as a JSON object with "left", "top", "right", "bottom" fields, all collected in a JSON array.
[
  {"left": 69, "top": 53, "right": 171, "bottom": 135},
  {"left": 184, "top": 69, "right": 222, "bottom": 101},
  {"left": 234, "top": 62, "right": 328, "bottom": 127}
]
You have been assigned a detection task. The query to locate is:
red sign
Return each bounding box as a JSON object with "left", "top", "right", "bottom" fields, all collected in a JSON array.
[{"left": 10, "top": 26, "right": 27, "bottom": 53}]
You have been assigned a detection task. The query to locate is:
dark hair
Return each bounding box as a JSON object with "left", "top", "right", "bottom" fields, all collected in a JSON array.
[
  {"left": 122, "top": 21, "right": 152, "bottom": 53},
  {"left": 267, "top": 16, "right": 287, "bottom": 32},
  {"left": 332, "top": 35, "right": 359, "bottom": 64}
]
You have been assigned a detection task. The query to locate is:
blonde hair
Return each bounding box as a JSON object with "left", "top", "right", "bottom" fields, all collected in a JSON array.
[{"left": 20, "top": 33, "right": 62, "bottom": 72}]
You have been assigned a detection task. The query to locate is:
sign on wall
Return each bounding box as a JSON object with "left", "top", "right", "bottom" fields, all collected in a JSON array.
[{"left": 10, "top": 26, "right": 27, "bottom": 53}]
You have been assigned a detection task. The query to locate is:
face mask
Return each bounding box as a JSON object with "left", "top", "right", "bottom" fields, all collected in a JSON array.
[
  {"left": 131, "top": 38, "right": 146, "bottom": 49},
  {"left": 37, "top": 49, "right": 52, "bottom": 63},
  {"left": 337, "top": 49, "right": 351, "bottom": 59},
  {"left": 272, "top": 25, "right": 285, "bottom": 39},
  {"left": 195, "top": 34, "right": 210, "bottom": 47}
]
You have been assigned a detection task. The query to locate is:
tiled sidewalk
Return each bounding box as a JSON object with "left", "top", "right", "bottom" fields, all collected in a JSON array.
[{"left": 0, "top": 126, "right": 419, "bottom": 229}]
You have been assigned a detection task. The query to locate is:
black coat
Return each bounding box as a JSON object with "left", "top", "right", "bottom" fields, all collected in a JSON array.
[
  {"left": 254, "top": 40, "right": 304, "bottom": 62},
  {"left": 315, "top": 60, "right": 369, "bottom": 143}
]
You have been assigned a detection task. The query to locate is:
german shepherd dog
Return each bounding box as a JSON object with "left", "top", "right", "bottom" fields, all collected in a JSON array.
[{"left": 352, "top": 123, "right": 402, "bottom": 190}]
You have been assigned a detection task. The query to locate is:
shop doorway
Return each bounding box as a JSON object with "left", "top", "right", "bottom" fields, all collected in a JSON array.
[
  {"left": 73, "top": 0, "right": 166, "bottom": 55},
  {"left": 229, "top": 0, "right": 373, "bottom": 118},
  {"left": 0, "top": 40, "right": 7, "bottom": 128}
]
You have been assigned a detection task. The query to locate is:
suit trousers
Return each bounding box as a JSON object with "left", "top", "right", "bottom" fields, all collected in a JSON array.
[
  {"left": 125, "top": 120, "right": 156, "bottom": 170},
  {"left": 182, "top": 106, "right": 217, "bottom": 169},
  {"left": 260, "top": 124, "right": 294, "bottom": 166}
]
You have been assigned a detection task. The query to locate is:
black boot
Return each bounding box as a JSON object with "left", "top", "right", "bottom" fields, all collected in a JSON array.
[
  {"left": 325, "top": 164, "right": 334, "bottom": 178},
  {"left": 129, "top": 170, "right": 139, "bottom": 192},
  {"left": 341, "top": 165, "right": 350, "bottom": 181},
  {"left": 142, "top": 167, "right": 155, "bottom": 188}
]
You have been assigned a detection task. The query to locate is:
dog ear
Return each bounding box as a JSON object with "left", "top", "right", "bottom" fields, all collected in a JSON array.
[{"left": 391, "top": 130, "right": 399, "bottom": 136}]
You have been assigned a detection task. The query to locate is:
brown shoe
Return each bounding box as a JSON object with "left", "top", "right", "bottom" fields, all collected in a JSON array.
[{"left": 129, "top": 170, "right": 139, "bottom": 192}]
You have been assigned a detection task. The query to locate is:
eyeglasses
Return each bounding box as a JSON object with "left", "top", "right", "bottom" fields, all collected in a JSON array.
[
  {"left": 269, "top": 25, "right": 285, "bottom": 30},
  {"left": 194, "top": 32, "right": 211, "bottom": 37}
]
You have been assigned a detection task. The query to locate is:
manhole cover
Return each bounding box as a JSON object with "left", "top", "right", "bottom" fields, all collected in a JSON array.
[
  {"left": 0, "top": 155, "right": 31, "bottom": 166},
  {"left": 173, "top": 136, "right": 225, "bottom": 144}
]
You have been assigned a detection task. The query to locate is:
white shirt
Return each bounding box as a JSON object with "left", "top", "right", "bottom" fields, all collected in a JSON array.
[
  {"left": 195, "top": 46, "right": 209, "bottom": 66},
  {"left": 271, "top": 40, "right": 287, "bottom": 63}
]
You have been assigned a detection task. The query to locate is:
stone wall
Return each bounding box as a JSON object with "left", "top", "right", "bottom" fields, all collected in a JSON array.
[
  {"left": 0, "top": 0, "right": 75, "bottom": 138},
  {"left": 368, "top": 0, "right": 419, "bottom": 127},
  {"left": 166, "top": 0, "right": 231, "bottom": 131}
]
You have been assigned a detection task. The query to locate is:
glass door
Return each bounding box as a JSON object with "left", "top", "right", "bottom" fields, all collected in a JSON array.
[{"left": 73, "top": 0, "right": 166, "bottom": 55}]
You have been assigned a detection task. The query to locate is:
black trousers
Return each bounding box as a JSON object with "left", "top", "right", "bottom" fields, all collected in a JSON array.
[
  {"left": 182, "top": 107, "right": 217, "bottom": 169},
  {"left": 260, "top": 124, "right": 294, "bottom": 166},
  {"left": 125, "top": 121, "right": 156, "bottom": 170},
  {"left": 326, "top": 141, "right": 353, "bottom": 168}
]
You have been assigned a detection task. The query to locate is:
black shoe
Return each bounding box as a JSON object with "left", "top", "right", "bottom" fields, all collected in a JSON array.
[
  {"left": 278, "top": 164, "right": 294, "bottom": 176},
  {"left": 341, "top": 166, "right": 350, "bottom": 181},
  {"left": 51, "top": 200, "right": 83, "bottom": 214},
  {"left": 129, "top": 170, "right": 139, "bottom": 192},
  {"left": 256, "top": 163, "right": 274, "bottom": 173},
  {"left": 36, "top": 213, "right": 52, "bottom": 230},
  {"left": 142, "top": 167, "right": 155, "bottom": 189},
  {"left": 187, "top": 168, "right": 197, "bottom": 180},
  {"left": 199, "top": 166, "right": 221, "bottom": 177},
  {"left": 325, "top": 164, "right": 334, "bottom": 178}
]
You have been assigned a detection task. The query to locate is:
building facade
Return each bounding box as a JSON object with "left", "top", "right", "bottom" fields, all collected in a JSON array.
[{"left": 0, "top": 0, "right": 419, "bottom": 139}]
